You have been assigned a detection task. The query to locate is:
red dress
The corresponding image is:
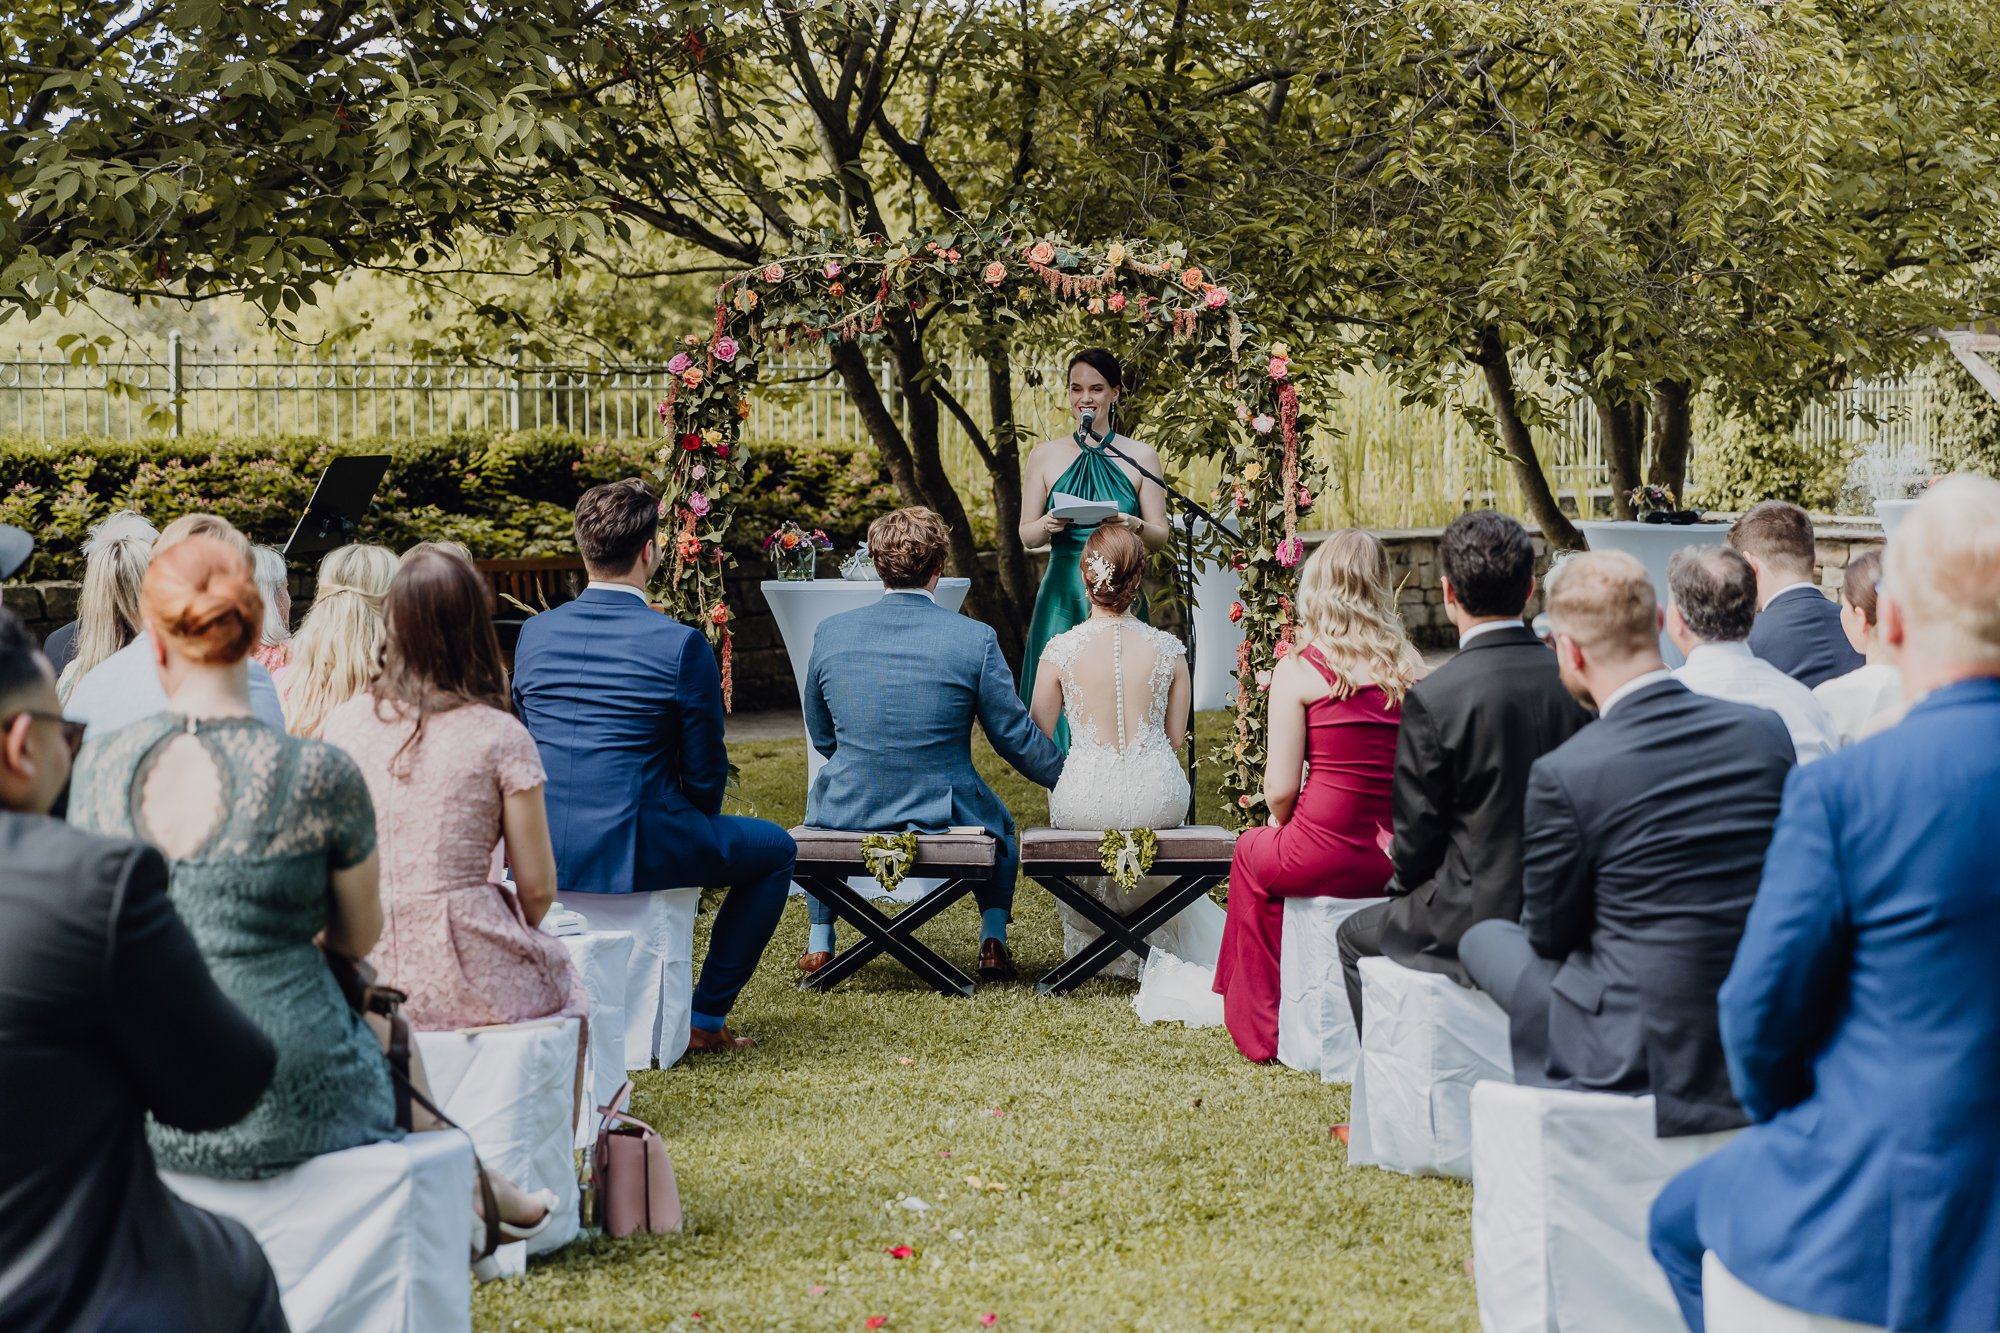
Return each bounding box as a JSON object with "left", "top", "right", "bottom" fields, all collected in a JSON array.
[{"left": 1215, "top": 644, "right": 1401, "bottom": 1062}]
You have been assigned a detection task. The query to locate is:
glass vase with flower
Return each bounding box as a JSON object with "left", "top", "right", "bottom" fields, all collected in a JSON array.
[{"left": 764, "top": 522, "right": 834, "bottom": 580}]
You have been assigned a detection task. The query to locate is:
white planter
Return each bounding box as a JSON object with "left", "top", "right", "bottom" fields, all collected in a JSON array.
[
  {"left": 1574, "top": 520, "right": 1734, "bottom": 667},
  {"left": 1873, "top": 498, "right": 1920, "bottom": 540}
]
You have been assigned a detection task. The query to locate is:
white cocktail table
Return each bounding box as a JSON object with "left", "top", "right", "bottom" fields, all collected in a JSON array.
[{"left": 1575, "top": 521, "right": 1732, "bottom": 667}]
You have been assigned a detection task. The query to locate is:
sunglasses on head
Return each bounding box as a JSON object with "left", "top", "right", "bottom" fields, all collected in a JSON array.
[{"left": 4, "top": 710, "right": 87, "bottom": 755}]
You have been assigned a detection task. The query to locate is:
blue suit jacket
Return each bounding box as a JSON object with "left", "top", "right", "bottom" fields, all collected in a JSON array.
[
  {"left": 1695, "top": 678, "right": 2000, "bottom": 1330},
  {"left": 803, "top": 593, "right": 1062, "bottom": 843},
  {"left": 1748, "top": 585, "right": 1864, "bottom": 688},
  {"left": 512, "top": 588, "right": 730, "bottom": 894}
]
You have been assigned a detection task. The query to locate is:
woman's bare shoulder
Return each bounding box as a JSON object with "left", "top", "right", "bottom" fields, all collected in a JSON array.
[{"left": 1115, "top": 434, "right": 1161, "bottom": 463}]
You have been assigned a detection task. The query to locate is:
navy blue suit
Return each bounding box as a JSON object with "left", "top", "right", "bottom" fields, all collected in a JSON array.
[
  {"left": 513, "top": 586, "right": 793, "bottom": 1025},
  {"left": 1651, "top": 678, "right": 2000, "bottom": 1331},
  {"left": 1747, "top": 584, "right": 1863, "bottom": 688}
]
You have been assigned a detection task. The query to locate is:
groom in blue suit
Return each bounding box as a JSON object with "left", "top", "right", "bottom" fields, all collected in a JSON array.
[
  {"left": 1650, "top": 475, "right": 2000, "bottom": 1332},
  {"left": 800, "top": 508, "right": 1064, "bottom": 982},
  {"left": 514, "top": 478, "right": 793, "bottom": 1052}
]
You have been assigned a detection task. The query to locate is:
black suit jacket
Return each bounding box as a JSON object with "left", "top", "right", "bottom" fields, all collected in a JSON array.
[
  {"left": 1748, "top": 585, "right": 1863, "bottom": 688},
  {"left": 1379, "top": 625, "right": 1591, "bottom": 981},
  {"left": 1521, "top": 679, "right": 1794, "bottom": 1136},
  {"left": 0, "top": 813, "right": 282, "bottom": 1332}
]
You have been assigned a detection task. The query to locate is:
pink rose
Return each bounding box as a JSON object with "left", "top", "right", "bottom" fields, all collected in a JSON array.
[
  {"left": 1235, "top": 403, "right": 1252, "bottom": 422},
  {"left": 1276, "top": 536, "right": 1305, "bottom": 568},
  {"left": 1256, "top": 669, "right": 1273, "bottom": 690},
  {"left": 1228, "top": 601, "right": 1244, "bottom": 624},
  {"left": 667, "top": 352, "right": 691, "bottom": 375},
  {"left": 1205, "top": 286, "right": 1230, "bottom": 308},
  {"left": 1251, "top": 413, "right": 1274, "bottom": 434},
  {"left": 656, "top": 398, "right": 671, "bottom": 422},
  {"left": 945, "top": 248, "right": 961, "bottom": 262},
  {"left": 763, "top": 263, "right": 784, "bottom": 282},
  {"left": 691, "top": 464, "right": 706, "bottom": 479},
  {"left": 1108, "top": 292, "right": 1126, "bottom": 312},
  {"left": 1029, "top": 240, "right": 1055, "bottom": 265},
  {"left": 823, "top": 260, "right": 842, "bottom": 279},
  {"left": 682, "top": 367, "right": 704, "bottom": 388},
  {"left": 687, "top": 492, "right": 711, "bottom": 517},
  {"left": 713, "top": 336, "right": 738, "bottom": 363},
  {"left": 1268, "top": 355, "right": 1290, "bottom": 380},
  {"left": 983, "top": 261, "right": 1007, "bottom": 286}
]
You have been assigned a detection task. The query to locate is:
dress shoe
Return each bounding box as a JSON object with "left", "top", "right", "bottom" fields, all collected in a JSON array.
[
  {"left": 978, "top": 937, "right": 1018, "bottom": 984},
  {"left": 796, "top": 950, "right": 833, "bottom": 975},
  {"left": 686, "top": 1025, "right": 755, "bottom": 1053}
]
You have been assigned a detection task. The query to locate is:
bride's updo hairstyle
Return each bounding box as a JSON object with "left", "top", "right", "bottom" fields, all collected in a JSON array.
[
  {"left": 1293, "top": 529, "right": 1426, "bottom": 705},
  {"left": 140, "top": 535, "right": 263, "bottom": 667},
  {"left": 1080, "top": 524, "right": 1146, "bottom": 615}
]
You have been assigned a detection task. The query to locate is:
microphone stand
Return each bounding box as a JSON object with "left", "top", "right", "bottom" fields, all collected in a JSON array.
[{"left": 1077, "top": 417, "right": 1244, "bottom": 825}]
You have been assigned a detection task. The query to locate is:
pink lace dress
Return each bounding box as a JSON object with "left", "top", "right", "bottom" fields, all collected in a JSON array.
[{"left": 321, "top": 695, "right": 587, "bottom": 1031}]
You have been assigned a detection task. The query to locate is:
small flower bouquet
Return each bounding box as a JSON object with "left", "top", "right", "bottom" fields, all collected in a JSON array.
[
  {"left": 1627, "top": 484, "right": 1703, "bottom": 525},
  {"left": 763, "top": 521, "right": 834, "bottom": 580}
]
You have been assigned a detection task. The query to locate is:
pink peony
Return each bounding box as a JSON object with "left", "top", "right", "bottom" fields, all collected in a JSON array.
[
  {"left": 1251, "top": 413, "right": 1274, "bottom": 434},
  {"left": 687, "top": 492, "right": 710, "bottom": 517},
  {"left": 1108, "top": 292, "right": 1126, "bottom": 312},
  {"left": 1205, "top": 286, "right": 1230, "bottom": 309},
  {"left": 823, "top": 260, "right": 842, "bottom": 279},
  {"left": 983, "top": 261, "right": 1007, "bottom": 286},
  {"left": 1268, "top": 355, "right": 1290, "bottom": 380},
  {"left": 763, "top": 263, "right": 784, "bottom": 282},
  {"left": 667, "top": 352, "right": 691, "bottom": 374},
  {"left": 1276, "top": 536, "right": 1305, "bottom": 568},
  {"left": 713, "top": 336, "right": 738, "bottom": 363}
]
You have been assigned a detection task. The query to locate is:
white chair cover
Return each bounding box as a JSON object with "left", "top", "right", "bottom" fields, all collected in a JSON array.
[
  {"left": 164, "top": 1133, "right": 474, "bottom": 1333},
  {"left": 565, "top": 888, "right": 701, "bottom": 1070},
  {"left": 415, "top": 1018, "right": 582, "bottom": 1257},
  {"left": 1703, "top": 1253, "right": 1889, "bottom": 1332},
  {"left": 1277, "top": 896, "right": 1388, "bottom": 1082},
  {"left": 1472, "top": 1082, "right": 1739, "bottom": 1332},
  {"left": 1347, "top": 956, "right": 1513, "bottom": 1178},
  {"left": 557, "top": 929, "right": 634, "bottom": 1147}
]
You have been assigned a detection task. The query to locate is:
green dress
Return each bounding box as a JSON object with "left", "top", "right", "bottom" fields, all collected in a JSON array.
[
  {"left": 70, "top": 713, "right": 400, "bottom": 1180},
  {"left": 1020, "top": 436, "right": 1149, "bottom": 750}
]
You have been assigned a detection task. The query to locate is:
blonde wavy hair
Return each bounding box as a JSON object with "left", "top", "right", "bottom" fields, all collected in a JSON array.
[
  {"left": 283, "top": 543, "right": 398, "bottom": 739},
  {"left": 58, "top": 512, "right": 158, "bottom": 701},
  {"left": 1293, "top": 529, "right": 1426, "bottom": 704}
]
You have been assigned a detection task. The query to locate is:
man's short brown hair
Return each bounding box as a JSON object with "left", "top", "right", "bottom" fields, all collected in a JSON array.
[
  {"left": 1544, "top": 549, "right": 1659, "bottom": 660},
  {"left": 1728, "top": 500, "right": 1816, "bottom": 579},
  {"left": 575, "top": 478, "right": 659, "bottom": 572},
  {"left": 1668, "top": 545, "right": 1758, "bottom": 644},
  {"left": 868, "top": 507, "right": 950, "bottom": 588}
]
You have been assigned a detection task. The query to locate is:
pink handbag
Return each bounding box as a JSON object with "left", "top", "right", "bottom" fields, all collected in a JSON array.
[{"left": 592, "top": 1080, "right": 683, "bottom": 1237}]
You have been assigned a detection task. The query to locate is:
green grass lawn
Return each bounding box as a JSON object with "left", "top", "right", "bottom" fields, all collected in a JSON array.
[{"left": 473, "top": 717, "right": 1476, "bottom": 1332}]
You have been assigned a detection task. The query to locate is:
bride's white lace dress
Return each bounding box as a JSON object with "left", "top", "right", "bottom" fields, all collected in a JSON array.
[{"left": 1042, "top": 617, "right": 1226, "bottom": 1008}]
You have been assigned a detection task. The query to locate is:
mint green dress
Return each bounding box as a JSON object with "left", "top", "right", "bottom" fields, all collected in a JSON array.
[
  {"left": 70, "top": 714, "right": 399, "bottom": 1179},
  {"left": 1020, "top": 437, "right": 1149, "bottom": 750}
]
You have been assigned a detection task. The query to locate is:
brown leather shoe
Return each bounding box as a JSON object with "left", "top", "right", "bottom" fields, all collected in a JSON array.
[
  {"left": 978, "top": 938, "right": 1018, "bottom": 984},
  {"left": 796, "top": 950, "right": 833, "bottom": 975},
  {"left": 686, "top": 1025, "right": 754, "bottom": 1053}
]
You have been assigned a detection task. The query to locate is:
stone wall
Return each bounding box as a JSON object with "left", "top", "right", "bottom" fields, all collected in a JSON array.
[{"left": 4, "top": 520, "right": 1888, "bottom": 713}]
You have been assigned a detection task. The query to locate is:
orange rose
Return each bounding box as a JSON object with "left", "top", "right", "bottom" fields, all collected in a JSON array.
[
  {"left": 1181, "top": 266, "right": 1204, "bottom": 290},
  {"left": 781, "top": 532, "right": 799, "bottom": 550}
]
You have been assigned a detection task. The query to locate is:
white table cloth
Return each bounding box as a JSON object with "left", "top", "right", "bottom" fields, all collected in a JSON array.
[{"left": 1575, "top": 521, "right": 1732, "bottom": 667}]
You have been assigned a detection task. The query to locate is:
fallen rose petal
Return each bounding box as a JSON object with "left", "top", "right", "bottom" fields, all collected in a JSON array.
[
  {"left": 896, "top": 1057, "right": 914, "bottom": 1066},
  {"left": 866, "top": 1319, "right": 889, "bottom": 1330},
  {"left": 937, "top": 1150, "right": 953, "bottom": 1158},
  {"left": 886, "top": 1245, "right": 915, "bottom": 1259},
  {"left": 810, "top": 1285, "right": 829, "bottom": 1295},
  {"left": 988, "top": 1109, "right": 1006, "bottom": 1117},
  {"left": 980, "top": 1317, "right": 998, "bottom": 1328}
]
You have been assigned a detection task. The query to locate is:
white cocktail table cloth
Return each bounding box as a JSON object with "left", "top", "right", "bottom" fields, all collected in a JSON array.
[{"left": 1575, "top": 521, "right": 1732, "bottom": 667}]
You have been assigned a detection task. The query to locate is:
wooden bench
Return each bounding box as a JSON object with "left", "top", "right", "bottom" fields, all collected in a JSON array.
[
  {"left": 1020, "top": 825, "right": 1237, "bottom": 995},
  {"left": 473, "top": 557, "right": 585, "bottom": 657},
  {"left": 787, "top": 828, "right": 998, "bottom": 997}
]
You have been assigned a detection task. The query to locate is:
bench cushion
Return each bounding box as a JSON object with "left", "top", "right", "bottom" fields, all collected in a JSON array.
[
  {"left": 1021, "top": 825, "right": 1237, "bottom": 864},
  {"left": 788, "top": 827, "right": 997, "bottom": 869}
]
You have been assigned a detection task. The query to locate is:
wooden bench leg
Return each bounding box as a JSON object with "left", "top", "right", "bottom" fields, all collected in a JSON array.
[
  {"left": 1034, "top": 873, "right": 1219, "bottom": 996},
  {"left": 797, "top": 874, "right": 978, "bottom": 998}
]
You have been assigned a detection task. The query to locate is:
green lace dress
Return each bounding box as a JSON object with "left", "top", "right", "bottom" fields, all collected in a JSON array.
[
  {"left": 69, "top": 714, "right": 399, "bottom": 1180},
  {"left": 1020, "top": 436, "right": 1149, "bottom": 750}
]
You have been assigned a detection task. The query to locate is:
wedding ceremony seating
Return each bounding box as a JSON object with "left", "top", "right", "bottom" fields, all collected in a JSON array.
[
  {"left": 553, "top": 923, "right": 635, "bottom": 1143},
  {"left": 788, "top": 827, "right": 999, "bottom": 995},
  {"left": 1276, "top": 895, "right": 1388, "bottom": 1081},
  {"left": 1020, "top": 824, "right": 1236, "bottom": 994},
  {"left": 1471, "top": 1082, "right": 1739, "bottom": 1333},
  {"left": 164, "top": 1133, "right": 476, "bottom": 1333},
  {"left": 411, "top": 1018, "right": 584, "bottom": 1258},
  {"left": 1346, "top": 956, "right": 1513, "bottom": 1179},
  {"left": 566, "top": 888, "right": 704, "bottom": 1069},
  {"left": 1700, "top": 1255, "right": 1890, "bottom": 1333}
]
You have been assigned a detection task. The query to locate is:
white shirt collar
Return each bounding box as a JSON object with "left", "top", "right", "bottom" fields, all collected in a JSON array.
[
  {"left": 1598, "top": 667, "right": 1676, "bottom": 717},
  {"left": 1763, "top": 580, "right": 1820, "bottom": 608},
  {"left": 884, "top": 586, "right": 936, "bottom": 603},
  {"left": 1457, "top": 619, "right": 1521, "bottom": 648},
  {"left": 585, "top": 581, "right": 652, "bottom": 603},
  {"left": 1683, "top": 640, "right": 1755, "bottom": 665}
]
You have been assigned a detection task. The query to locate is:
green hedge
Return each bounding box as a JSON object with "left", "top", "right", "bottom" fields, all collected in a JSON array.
[{"left": 0, "top": 431, "right": 902, "bottom": 581}]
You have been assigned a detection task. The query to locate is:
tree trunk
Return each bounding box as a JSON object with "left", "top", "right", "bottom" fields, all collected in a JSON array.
[
  {"left": 1595, "top": 394, "right": 1646, "bottom": 520},
  {"left": 982, "top": 347, "right": 1037, "bottom": 668},
  {"left": 1648, "top": 379, "right": 1692, "bottom": 500},
  {"left": 827, "top": 340, "right": 926, "bottom": 507},
  {"left": 1475, "top": 328, "right": 1584, "bottom": 550}
]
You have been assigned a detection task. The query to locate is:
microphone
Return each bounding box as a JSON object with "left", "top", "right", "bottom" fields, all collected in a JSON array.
[{"left": 1079, "top": 408, "right": 1096, "bottom": 438}]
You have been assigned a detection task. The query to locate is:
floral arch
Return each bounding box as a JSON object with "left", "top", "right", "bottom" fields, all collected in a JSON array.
[{"left": 649, "top": 223, "right": 1325, "bottom": 824}]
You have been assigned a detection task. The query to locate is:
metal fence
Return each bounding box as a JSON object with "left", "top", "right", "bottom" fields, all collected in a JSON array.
[{"left": 0, "top": 333, "right": 1938, "bottom": 523}]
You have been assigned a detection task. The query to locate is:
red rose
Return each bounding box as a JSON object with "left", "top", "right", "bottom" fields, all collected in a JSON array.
[
  {"left": 1228, "top": 601, "right": 1244, "bottom": 624},
  {"left": 679, "top": 433, "right": 702, "bottom": 451}
]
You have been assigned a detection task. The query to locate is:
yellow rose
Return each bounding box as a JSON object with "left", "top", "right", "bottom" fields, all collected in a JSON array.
[
  {"left": 1105, "top": 242, "right": 1127, "bottom": 266},
  {"left": 1243, "top": 462, "right": 1263, "bottom": 482}
]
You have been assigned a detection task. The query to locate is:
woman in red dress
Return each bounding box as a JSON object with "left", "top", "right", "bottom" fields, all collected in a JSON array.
[{"left": 1215, "top": 529, "right": 1427, "bottom": 1062}]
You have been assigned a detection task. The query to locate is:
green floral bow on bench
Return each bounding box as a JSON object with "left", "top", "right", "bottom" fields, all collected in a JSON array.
[
  {"left": 860, "top": 832, "right": 922, "bottom": 892},
  {"left": 1098, "top": 828, "right": 1159, "bottom": 892}
]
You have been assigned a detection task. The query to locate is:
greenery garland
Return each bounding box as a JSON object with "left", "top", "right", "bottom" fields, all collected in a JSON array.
[
  {"left": 647, "top": 218, "right": 1329, "bottom": 828},
  {"left": 859, "top": 832, "right": 922, "bottom": 893},
  {"left": 1098, "top": 828, "right": 1161, "bottom": 892}
]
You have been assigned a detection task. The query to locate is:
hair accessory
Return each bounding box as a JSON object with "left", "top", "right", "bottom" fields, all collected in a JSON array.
[{"left": 1085, "top": 551, "right": 1116, "bottom": 594}]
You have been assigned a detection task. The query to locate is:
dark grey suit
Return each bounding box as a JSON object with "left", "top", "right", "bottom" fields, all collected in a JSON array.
[
  {"left": 1460, "top": 678, "right": 1795, "bottom": 1137},
  {"left": 1747, "top": 584, "right": 1863, "bottom": 688},
  {"left": 0, "top": 813, "right": 285, "bottom": 1332},
  {"left": 1338, "top": 624, "right": 1589, "bottom": 1024}
]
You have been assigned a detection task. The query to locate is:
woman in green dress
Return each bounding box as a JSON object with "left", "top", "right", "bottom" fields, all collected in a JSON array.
[{"left": 1018, "top": 349, "right": 1172, "bottom": 747}]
